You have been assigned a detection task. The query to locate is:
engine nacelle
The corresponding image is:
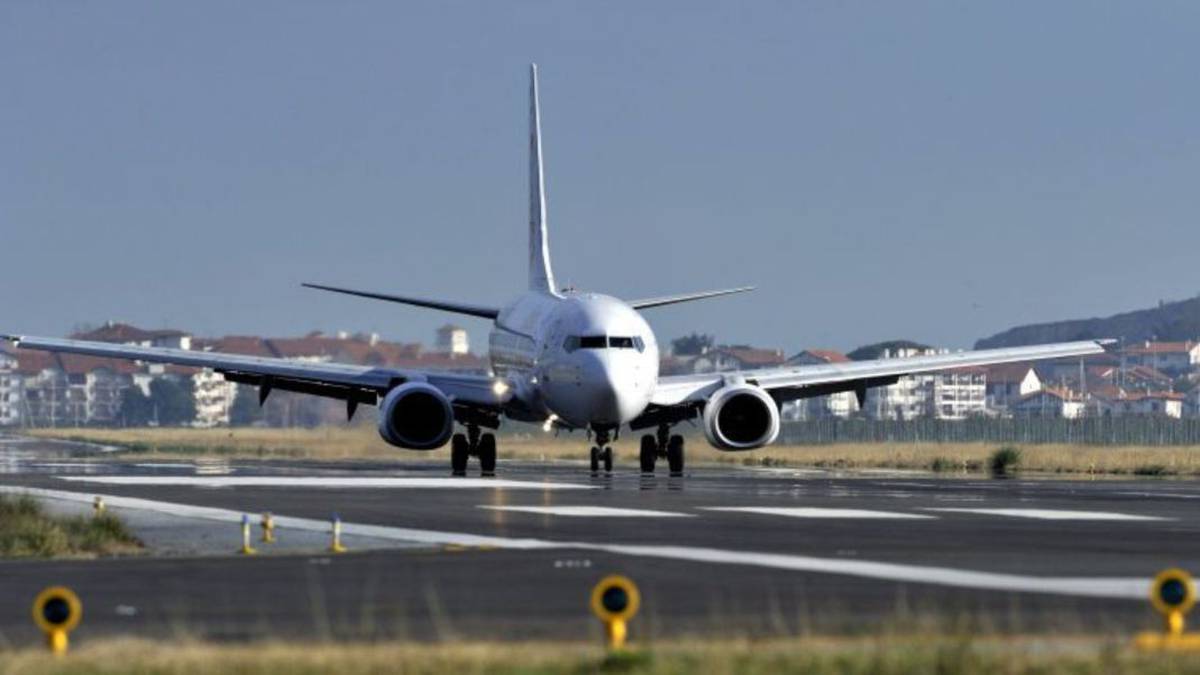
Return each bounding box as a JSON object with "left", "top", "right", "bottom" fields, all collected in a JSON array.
[
  {"left": 377, "top": 382, "right": 455, "bottom": 450},
  {"left": 702, "top": 384, "right": 781, "bottom": 451}
]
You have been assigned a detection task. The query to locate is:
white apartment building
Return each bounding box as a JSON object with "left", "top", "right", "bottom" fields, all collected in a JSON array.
[
  {"left": 984, "top": 364, "right": 1042, "bottom": 412},
  {"left": 925, "top": 369, "right": 988, "bottom": 420},
  {"left": 863, "top": 347, "right": 988, "bottom": 420},
  {"left": 191, "top": 368, "right": 237, "bottom": 427},
  {"left": 0, "top": 350, "right": 21, "bottom": 426}
]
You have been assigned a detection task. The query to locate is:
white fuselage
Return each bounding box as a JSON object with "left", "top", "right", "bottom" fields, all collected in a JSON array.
[{"left": 487, "top": 291, "right": 658, "bottom": 429}]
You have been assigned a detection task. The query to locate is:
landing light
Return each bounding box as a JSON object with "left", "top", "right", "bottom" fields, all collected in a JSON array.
[
  {"left": 543, "top": 414, "right": 558, "bottom": 432},
  {"left": 492, "top": 380, "right": 510, "bottom": 397}
]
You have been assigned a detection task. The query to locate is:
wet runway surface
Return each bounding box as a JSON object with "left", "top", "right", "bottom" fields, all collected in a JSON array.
[{"left": 1, "top": 434, "right": 1198, "bottom": 642}]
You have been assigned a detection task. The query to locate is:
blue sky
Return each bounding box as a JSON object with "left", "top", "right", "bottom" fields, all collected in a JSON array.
[{"left": 2, "top": 2, "right": 1197, "bottom": 353}]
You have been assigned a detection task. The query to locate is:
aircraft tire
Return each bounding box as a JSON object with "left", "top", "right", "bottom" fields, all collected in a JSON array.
[
  {"left": 667, "top": 434, "right": 684, "bottom": 475},
  {"left": 603, "top": 446, "right": 614, "bottom": 473},
  {"left": 478, "top": 433, "right": 497, "bottom": 476},
  {"left": 590, "top": 446, "right": 601, "bottom": 473},
  {"left": 639, "top": 435, "right": 656, "bottom": 473},
  {"left": 451, "top": 433, "right": 469, "bottom": 476}
]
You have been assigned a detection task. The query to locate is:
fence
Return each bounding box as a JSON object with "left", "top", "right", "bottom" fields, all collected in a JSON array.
[{"left": 778, "top": 417, "right": 1200, "bottom": 446}]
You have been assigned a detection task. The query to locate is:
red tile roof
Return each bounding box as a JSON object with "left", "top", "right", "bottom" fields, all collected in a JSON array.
[{"left": 1124, "top": 341, "right": 1197, "bottom": 355}]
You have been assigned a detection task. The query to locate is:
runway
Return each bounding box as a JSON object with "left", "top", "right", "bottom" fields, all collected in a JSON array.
[{"left": 1, "top": 435, "right": 1197, "bottom": 643}]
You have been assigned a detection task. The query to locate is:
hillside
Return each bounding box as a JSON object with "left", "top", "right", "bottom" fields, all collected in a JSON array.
[{"left": 974, "top": 295, "right": 1200, "bottom": 349}]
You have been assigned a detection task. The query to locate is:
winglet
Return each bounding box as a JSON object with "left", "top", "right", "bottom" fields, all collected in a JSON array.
[{"left": 528, "top": 63, "right": 558, "bottom": 295}]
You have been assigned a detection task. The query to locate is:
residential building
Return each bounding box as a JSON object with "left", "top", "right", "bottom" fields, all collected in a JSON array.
[
  {"left": 435, "top": 325, "right": 470, "bottom": 355},
  {"left": 862, "top": 347, "right": 987, "bottom": 420},
  {"left": 1090, "top": 389, "right": 1185, "bottom": 418},
  {"left": 782, "top": 349, "right": 859, "bottom": 419},
  {"left": 926, "top": 368, "right": 988, "bottom": 419},
  {"left": 983, "top": 364, "right": 1042, "bottom": 412},
  {"left": 687, "top": 346, "right": 786, "bottom": 374},
  {"left": 1122, "top": 341, "right": 1200, "bottom": 377},
  {"left": 0, "top": 348, "right": 21, "bottom": 426},
  {"left": 1011, "top": 387, "right": 1085, "bottom": 419}
]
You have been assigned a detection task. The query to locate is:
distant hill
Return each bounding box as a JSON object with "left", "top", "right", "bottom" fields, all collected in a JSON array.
[
  {"left": 847, "top": 340, "right": 933, "bottom": 361},
  {"left": 975, "top": 295, "right": 1200, "bottom": 349}
]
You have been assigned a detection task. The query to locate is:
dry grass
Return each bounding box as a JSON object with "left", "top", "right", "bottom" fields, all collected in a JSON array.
[
  {"left": 0, "top": 494, "right": 141, "bottom": 558},
  {"left": 2, "top": 636, "right": 1200, "bottom": 675},
  {"left": 26, "top": 426, "right": 1200, "bottom": 476}
]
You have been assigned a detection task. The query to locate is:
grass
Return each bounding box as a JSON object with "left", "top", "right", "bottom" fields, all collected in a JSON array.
[
  {"left": 0, "top": 494, "right": 141, "bottom": 558},
  {"left": 26, "top": 426, "right": 1200, "bottom": 477},
  {"left": 2, "top": 636, "right": 1200, "bottom": 675}
]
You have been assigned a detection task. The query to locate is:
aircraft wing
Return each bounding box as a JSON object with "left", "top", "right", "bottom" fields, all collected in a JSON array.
[
  {"left": 0, "top": 335, "right": 507, "bottom": 410},
  {"left": 651, "top": 340, "right": 1112, "bottom": 406}
]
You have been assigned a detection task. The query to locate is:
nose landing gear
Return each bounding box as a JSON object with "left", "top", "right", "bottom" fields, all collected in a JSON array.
[
  {"left": 589, "top": 427, "right": 615, "bottom": 474},
  {"left": 639, "top": 425, "right": 684, "bottom": 476},
  {"left": 451, "top": 425, "right": 497, "bottom": 477}
]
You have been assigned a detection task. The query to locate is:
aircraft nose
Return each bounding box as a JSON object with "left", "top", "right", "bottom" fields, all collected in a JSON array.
[{"left": 579, "top": 351, "right": 643, "bottom": 424}]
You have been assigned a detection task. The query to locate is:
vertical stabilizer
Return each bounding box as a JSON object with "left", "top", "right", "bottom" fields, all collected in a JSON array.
[{"left": 528, "top": 64, "right": 558, "bottom": 294}]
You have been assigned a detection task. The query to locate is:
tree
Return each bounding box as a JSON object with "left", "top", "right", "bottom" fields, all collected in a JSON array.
[
  {"left": 671, "top": 332, "right": 714, "bottom": 356},
  {"left": 229, "top": 385, "right": 264, "bottom": 426},
  {"left": 118, "top": 387, "right": 154, "bottom": 427},
  {"left": 148, "top": 378, "right": 196, "bottom": 426}
]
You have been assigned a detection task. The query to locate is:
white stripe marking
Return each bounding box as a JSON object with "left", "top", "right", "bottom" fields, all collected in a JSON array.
[
  {"left": 478, "top": 505, "right": 691, "bottom": 518},
  {"left": 56, "top": 476, "right": 591, "bottom": 490},
  {"left": 925, "top": 508, "right": 1169, "bottom": 521},
  {"left": 702, "top": 507, "right": 935, "bottom": 520},
  {"left": 1, "top": 485, "right": 1149, "bottom": 601}
]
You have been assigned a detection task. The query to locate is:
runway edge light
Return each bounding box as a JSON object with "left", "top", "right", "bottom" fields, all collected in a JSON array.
[
  {"left": 32, "top": 586, "right": 82, "bottom": 656},
  {"left": 590, "top": 574, "right": 640, "bottom": 650},
  {"left": 1136, "top": 568, "right": 1200, "bottom": 651}
]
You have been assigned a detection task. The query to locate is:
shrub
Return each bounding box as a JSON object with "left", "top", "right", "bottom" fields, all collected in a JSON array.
[{"left": 989, "top": 446, "right": 1022, "bottom": 477}]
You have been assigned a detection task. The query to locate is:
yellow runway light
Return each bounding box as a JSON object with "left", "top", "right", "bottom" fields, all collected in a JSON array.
[
  {"left": 32, "top": 586, "right": 82, "bottom": 656},
  {"left": 590, "top": 574, "right": 640, "bottom": 650}
]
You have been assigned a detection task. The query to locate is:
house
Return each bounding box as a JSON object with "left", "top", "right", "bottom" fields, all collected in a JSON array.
[
  {"left": 1122, "top": 341, "right": 1200, "bottom": 377},
  {"left": 74, "top": 322, "right": 192, "bottom": 350},
  {"left": 1011, "top": 387, "right": 1085, "bottom": 419},
  {"left": 688, "top": 346, "right": 787, "bottom": 374},
  {"left": 1090, "top": 389, "right": 1185, "bottom": 418},
  {"left": 782, "top": 349, "right": 858, "bottom": 419},
  {"left": 983, "top": 363, "right": 1042, "bottom": 413}
]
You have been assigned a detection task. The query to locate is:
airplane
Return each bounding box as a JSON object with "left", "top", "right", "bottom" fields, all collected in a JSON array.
[{"left": 3, "top": 64, "right": 1110, "bottom": 477}]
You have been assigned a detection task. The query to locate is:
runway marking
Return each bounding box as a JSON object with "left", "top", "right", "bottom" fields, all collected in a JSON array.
[
  {"left": 702, "top": 507, "right": 935, "bottom": 520},
  {"left": 478, "top": 505, "right": 692, "bottom": 517},
  {"left": 55, "top": 476, "right": 592, "bottom": 490},
  {"left": 2, "top": 485, "right": 1150, "bottom": 601},
  {"left": 924, "top": 508, "right": 1169, "bottom": 521},
  {"left": 1116, "top": 491, "right": 1200, "bottom": 500}
]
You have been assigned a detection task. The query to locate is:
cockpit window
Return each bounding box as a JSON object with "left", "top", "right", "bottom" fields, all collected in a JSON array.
[{"left": 563, "top": 335, "right": 646, "bottom": 352}]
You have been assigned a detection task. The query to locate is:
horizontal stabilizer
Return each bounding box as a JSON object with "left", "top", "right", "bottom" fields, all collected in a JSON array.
[
  {"left": 626, "top": 286, "right": 754, "bottom": 310},
  {"left": 302, "top": 283, "right": 500, "bottom": 319}
]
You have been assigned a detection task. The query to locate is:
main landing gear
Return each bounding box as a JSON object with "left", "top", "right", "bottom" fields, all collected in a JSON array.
[
  {"left": 451, "top": 425, "right": 496, "bottom": 477},
  {"left": 639, "top": 424, "right": 684, "bottom": 476},
  {"left": 589, "top": 427, "right": 615, "bottom": 474}
]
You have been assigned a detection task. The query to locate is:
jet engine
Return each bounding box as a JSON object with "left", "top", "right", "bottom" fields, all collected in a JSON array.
[
  {"left": 377, "top": 382, "right": 455, "bottom": 450},
  {"left": 702, "top": 384, "right": 781, "bottom": 450}
]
